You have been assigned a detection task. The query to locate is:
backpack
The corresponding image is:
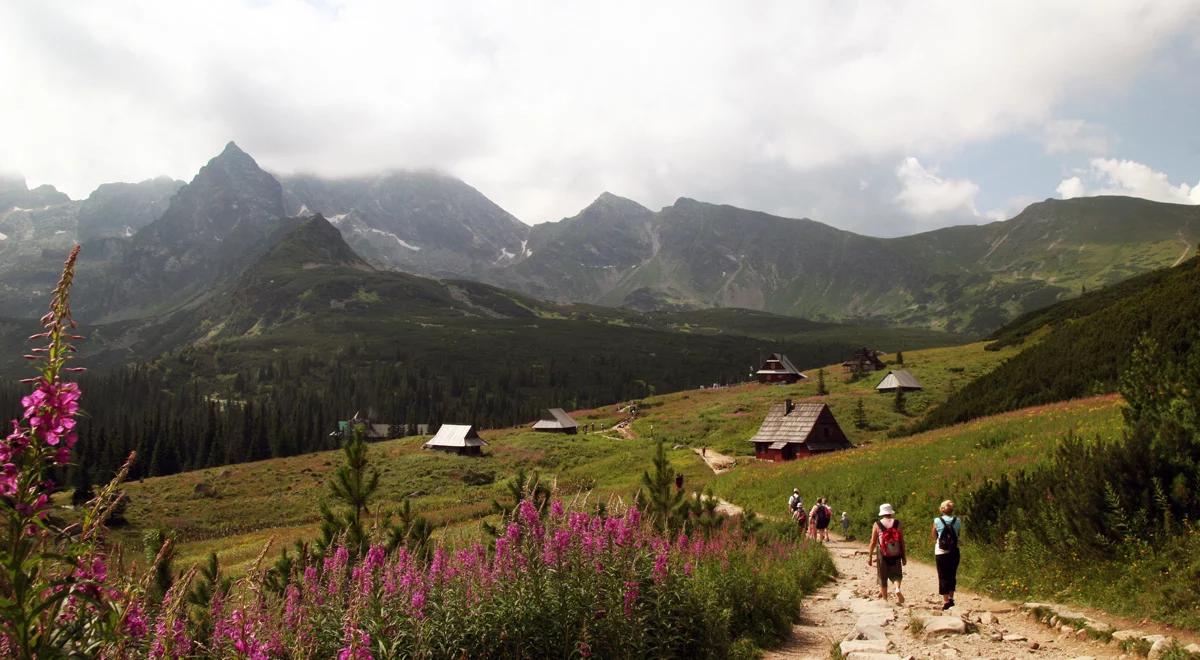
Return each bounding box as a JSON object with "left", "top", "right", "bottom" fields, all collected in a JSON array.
[
  {"left": 878, "top": 520, "right": 903, "bottom": 558},
  {"left": 814, "top": 505, "right": 830, "bottom": 526},
  {"left": 788, "top": 495, "right": 800, "bottom": 512},
  {"left": 792, "top": 507, "right": 807, "bottom": 525},
  {"left": 937, "top": 516, "right": 959, "bottom": 552}
]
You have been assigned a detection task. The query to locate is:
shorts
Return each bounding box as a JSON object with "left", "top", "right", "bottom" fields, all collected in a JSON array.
[{"left": 877, "top": 555, "right": 903, "bottom": 588}]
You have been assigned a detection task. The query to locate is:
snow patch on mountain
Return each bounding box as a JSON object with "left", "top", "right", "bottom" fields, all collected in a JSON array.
[
  {"left": 364, "top": 226, "right": 420, "bottom": 251},
  {"left": 0, "top": 232, "right": 7, "bottom": 240}
]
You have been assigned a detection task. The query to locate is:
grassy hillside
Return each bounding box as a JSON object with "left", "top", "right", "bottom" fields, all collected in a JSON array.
[
  {"left": 711, "top": 395, "right": 1123, "bottom": 528},
  {"left": 109, "top": 340, "right": 1015, "bottom": 573},
  {"left": 916, "top": 256, "right": 1200, "bottom": 431}
]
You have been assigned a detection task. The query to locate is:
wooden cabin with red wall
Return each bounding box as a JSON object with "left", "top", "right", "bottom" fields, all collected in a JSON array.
[
  {"left": 748, "top": 400, "right": 851, "bottom": 461},
  {"left": 755, "top": 353, "right": 807, "bottom": 384}
]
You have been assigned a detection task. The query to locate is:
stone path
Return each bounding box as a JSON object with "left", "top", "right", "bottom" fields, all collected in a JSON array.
[{"left": 765, "top": 540, "right": 1143, "bottom": 660}]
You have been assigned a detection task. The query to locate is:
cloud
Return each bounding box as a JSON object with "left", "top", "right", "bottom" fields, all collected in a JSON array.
[
  {"left": 1042, "top": 119, "right": 1112, "bottom": 155},
  {"left": 0, "top": 1, "right": 1198, "bottom": 229},
  {"left": 894, "top": 157, "right": 981, "bottom": 218},
  {"left": 1056, "top": 176, "right": 1086, "bottom": 199},
  {"left": 1057, "top": 159, "right": 1200, "bottom": 204}
]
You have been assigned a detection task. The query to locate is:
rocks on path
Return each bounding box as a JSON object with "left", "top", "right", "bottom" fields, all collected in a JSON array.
[{"left": 763, "top": 540, "right": 1144, "bottom": 660}]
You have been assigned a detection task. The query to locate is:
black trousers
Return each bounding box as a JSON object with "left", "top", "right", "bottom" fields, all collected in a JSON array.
[{"left": 936, "top": 550, "right": 960, "bottom": 595}]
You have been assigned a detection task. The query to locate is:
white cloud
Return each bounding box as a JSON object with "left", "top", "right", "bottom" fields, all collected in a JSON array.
[
  {"left": 1057, "top": 159, "right": 1200, "bottom": 204},
  {"left": 1056, "top": 176, "right": 1086, "bottom": 199},
  {"left": 0, "top": 1, "right": 1198, "bottom": 227},
  {"left": 894, "top": 157, "right": 981, "bottom": 218},
  {"left": 1042, "top": 119, "right": 1112, "bottom": 155}
]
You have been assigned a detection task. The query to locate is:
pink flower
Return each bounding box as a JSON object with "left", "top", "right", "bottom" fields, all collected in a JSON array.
[{"left": 622, "top": 581, "right": 639, "bottom": 617}]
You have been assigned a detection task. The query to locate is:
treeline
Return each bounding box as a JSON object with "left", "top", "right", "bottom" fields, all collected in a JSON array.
[
  {"left": 913, "top": 256, "right": 1200, "bottom": 432},
  {"left": 0, "top": 343, "right": 747, "bottom": 485}
]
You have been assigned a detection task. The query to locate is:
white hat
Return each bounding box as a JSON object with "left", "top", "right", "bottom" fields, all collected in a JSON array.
[
  {"left": 878, "top": 503, "right": 895, "bottom": 516},
  {"left": 793, "top": 488, "right": 799, "bottom": 493}
]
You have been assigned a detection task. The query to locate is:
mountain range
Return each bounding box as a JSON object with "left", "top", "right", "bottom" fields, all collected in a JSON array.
[{"left": 2, "top": 142, "right": 1197, "bottom": 337}]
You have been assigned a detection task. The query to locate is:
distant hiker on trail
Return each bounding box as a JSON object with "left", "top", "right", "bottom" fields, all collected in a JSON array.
[
  {"left": 931, "top": 499, "right": 962, "bottom": 610},
  {"left": 810, "top": 498, "right": 833, "bottom": 542},
  {"left": 840, "top": 511, "right": 850, "bottom": 539},
  {"left": 787, "top": 489, "right": 807, "bottom": 534},
  {"left": 787, "top": 488, "right": 801, "bottom": 513},
  {"left": 868, "top": 503, "right": 906, "bottom": 603}
]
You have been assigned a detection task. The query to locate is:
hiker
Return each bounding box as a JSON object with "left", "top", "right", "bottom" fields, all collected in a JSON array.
[
  {"left": 840, "top": 511, "right": 850, "bottom": 538},
  {"left": 810, "top": 497, "right": 832, "bottom": 542},
  {"left": 931, "top": 499, "right": 962, "bottom": 610},
  {"left": 787, "top": 488, "right": 801, "bottom": 513},
  {"left": 868, "top": 503, "right": 906, "bottom": 603}
]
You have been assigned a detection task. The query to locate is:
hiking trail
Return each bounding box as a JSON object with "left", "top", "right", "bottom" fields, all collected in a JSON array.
[
  {"left": 763, "top": 539, "right": 1198, "bottom": 660},
  {"left": 693, "top": 447, "right": 737, "bottom": 474}
]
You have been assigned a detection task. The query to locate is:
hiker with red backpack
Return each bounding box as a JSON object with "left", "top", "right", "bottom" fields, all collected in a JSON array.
[
  {"left": 931, "top": 499, "right": 962, "bottom": 610},
  {"left": 868, "top": 503, "right": 906, "bottom": 603}
]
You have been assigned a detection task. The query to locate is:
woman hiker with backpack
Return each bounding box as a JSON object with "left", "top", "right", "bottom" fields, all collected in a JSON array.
[
  {"left": 810, "top": 497, "right": 833, "bottom": 542},
  {"left": 931, "top": 499, "right": 962, "bottom": 610},
  {"left": 868, "top": 503, "right": 906, "bottom": 603}
]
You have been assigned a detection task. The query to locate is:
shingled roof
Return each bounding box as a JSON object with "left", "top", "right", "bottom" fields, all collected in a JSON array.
[
  {"left": 424, "top": 424, "right": 488, "bottom": 449},
  {"left": 748, "top": 401, "right": 851, "bottom": 452},
  {"left": 875, "top": 370, "right": 923, "bottom": 392},
  {"left": 756, "top": 353, "right": 806, "bottom": 378},
  {"left": 532, "top": 408, "right": 578, "bottom": 431}
]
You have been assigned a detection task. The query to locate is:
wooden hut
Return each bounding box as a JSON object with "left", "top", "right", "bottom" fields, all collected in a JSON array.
[
  {"left": 755, "top": 353, "right": 806, "bottom": 384},
  {"left": 532, "top": 408, "right": 579, "bottom": 434},
  {"left": 747, "top": 400, "right": 851, "bottom": 462},
  {"left": 875, "top": 369, "right": 923, "bottom": 393},
  {"left": 424, "top": 424, "right": 488, "bottom": 456},
  {"left": 842, "top": 347, "right": 886, "bottom": 375}
]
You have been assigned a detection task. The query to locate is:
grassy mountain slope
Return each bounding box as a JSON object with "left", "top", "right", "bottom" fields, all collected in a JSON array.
[
  {"left": 108, "top": 339, "right": 1018, "bottom": 573},
  {"left": 915, "top": 256, "right": 1200, "bottom": 431}
]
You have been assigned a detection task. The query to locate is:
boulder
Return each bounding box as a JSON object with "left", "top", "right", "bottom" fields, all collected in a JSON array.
[
  {"left": 1111, "top": 630, "right": 1146, "bottom": 642},
  {"left": 855, "top": 623, "right": 888, "bottom": 641},
  {"left": 1185, "top": 644, "right": 1200, "bottom": 654},
  {"left": 1002, "top": 634, "right": 1028, "bottom": 642},
  {"left": 976, "top": 611, "right": 998, "bottom": 625},
  {"left": 922, "top": 616, "right": 967, "bottom": 637},
  {"left": 1146, "top": 637, "right": 1174, "bottom": 660}
]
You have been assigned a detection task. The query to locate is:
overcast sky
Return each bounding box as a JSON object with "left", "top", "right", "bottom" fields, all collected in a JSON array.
[{"left": 2, "top": 1, "right": 1199, "bottom": 236}]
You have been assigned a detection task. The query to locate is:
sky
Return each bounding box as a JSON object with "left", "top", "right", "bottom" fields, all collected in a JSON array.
[{"left": 2, "top": 1, "right": 1199, "bottom": 237}]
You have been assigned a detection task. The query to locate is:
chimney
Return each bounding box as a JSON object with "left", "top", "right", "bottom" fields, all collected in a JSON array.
[{"left": 785, "top": 399, "right": 794, "bottom": 414}]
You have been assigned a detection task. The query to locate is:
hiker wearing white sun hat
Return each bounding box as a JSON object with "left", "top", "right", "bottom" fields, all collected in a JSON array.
[{"left": 868, "top": 503, "right": 906, "bottom": 603}]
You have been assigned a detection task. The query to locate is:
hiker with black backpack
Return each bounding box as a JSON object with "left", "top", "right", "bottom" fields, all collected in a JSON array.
[
  {"left": 868, "top": 503, "right": 906, "bottom": 603},
  {"left": 931, "top": 499, "right": 962, "bottom": 610},
  {"left": 811, "top": 497, "right": 833, "bottom": 542}
]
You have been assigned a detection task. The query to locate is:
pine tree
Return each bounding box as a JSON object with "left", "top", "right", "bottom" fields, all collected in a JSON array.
[
  {"left": 853, "top": 398, "right": 868, "bottom": 430},
  {"left": 816, "top": 368, "right": 828, "bottom": 395},
  {"left": 316, "top": 425, "right": 380, "bottom": 557},
  {"left": 142, "top": 528, "right": 175, "bottom": 604},
  {"left": 638, "top": 439, "right": 687, "bottom": 532},
  {"left": 896, "top": 351, "right": 904, "bottom": 365},
  {"left": 482, "top": 469, "right": 550, "bottom": 537},
  {"left": 893, "top": 387, "right": 907, "bottom": 415}
]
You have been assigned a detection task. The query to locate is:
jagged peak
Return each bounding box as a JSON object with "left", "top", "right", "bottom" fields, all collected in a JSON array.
[{"left": 254, "top": 213, "right": 372, "bottom": 272}]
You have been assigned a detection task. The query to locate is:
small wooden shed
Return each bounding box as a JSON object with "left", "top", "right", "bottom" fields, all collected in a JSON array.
[
  {"left": 532, "top": 408, "right": 579, "bottom": 434},
  {"left": 747, "top": 400, "right": 851, "bottom": 462},
  {"left": 755, "top": 353, "right": 807, "bottom": 384},
  {"left": 875, "top": 370, "right": 923, "bottom": 393},
  {"left": 424, "top": 424, "right": 488, "bottom": 456},
  {"left": 842, "top": 347, "right": 887, "bottom": 374}
]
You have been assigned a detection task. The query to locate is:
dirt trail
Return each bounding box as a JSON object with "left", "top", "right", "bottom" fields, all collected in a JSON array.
[
  {"left": 765, "top": 539, "right": 1131, "bottom": 660},
  {"left": 693, "top": 447, "right": 737, "bottom": 474}
]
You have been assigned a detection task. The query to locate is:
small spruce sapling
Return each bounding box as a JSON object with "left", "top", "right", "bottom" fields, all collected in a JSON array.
[
  {"left": 316, "top": 423, "right": 380, "bottom": 557},
  {"left": 853, "top": 398, "right": 868, "bottom": 430},
  {"left": 816, "top": 368, "right": 828, "bottom": 395},
  {"left": 638, "top": 439, "right": 688, "bottom": 532}
]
